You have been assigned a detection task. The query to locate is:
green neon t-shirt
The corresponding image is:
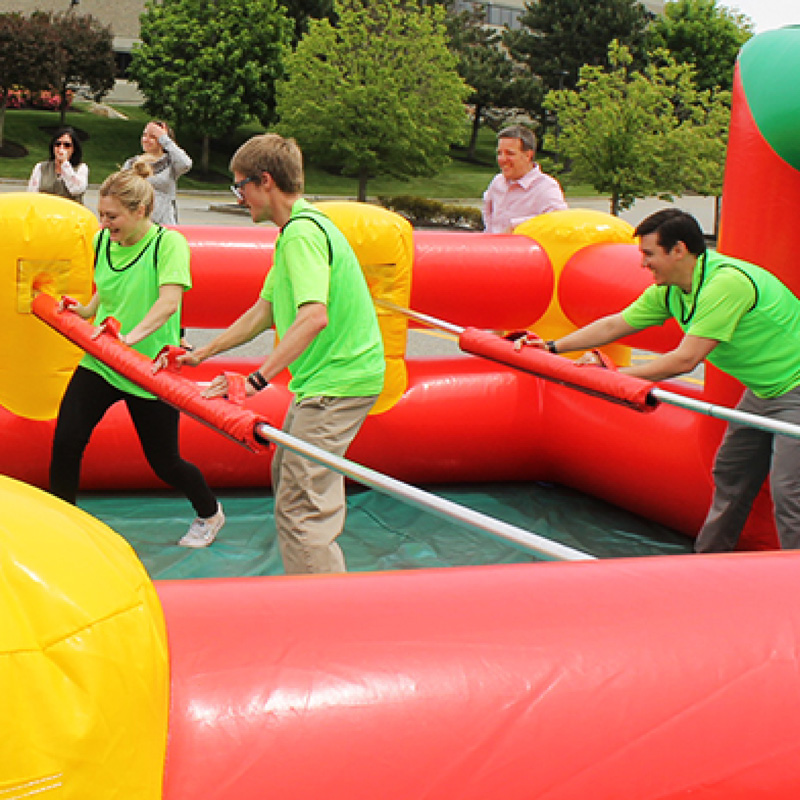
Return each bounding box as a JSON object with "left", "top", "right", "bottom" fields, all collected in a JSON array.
[
  {"left": 622, "top": 250, "right": 800, "bottom": 397},
  {"left": 261, "top": 199, "right": 385, "bottom": 401},
  {"left": 81, "top": 225, "right": 191, "bottom": 398}
]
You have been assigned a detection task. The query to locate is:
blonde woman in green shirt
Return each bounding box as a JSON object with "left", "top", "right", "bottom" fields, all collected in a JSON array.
[{"left": 50, "top": 161, "right": 225, "bottom": 548}]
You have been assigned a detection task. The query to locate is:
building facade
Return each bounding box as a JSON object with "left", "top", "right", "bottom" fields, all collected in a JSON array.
[
  {"left": 0, "top": 0, "right": 141, "bottom": 61},
  {"left": 453, "top": 0, "right": 666, "bottom": 30},
  {"left": 1, "top": 0, "right": 667, "bottom": 58}
]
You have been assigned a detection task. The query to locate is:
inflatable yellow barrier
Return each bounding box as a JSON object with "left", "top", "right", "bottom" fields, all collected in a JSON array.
[
  {"left": 0, "top": 476, "right": 169, "bottom": 798},
  {"left": 516, "top": 209, "right": 635, "bottom": 364},
  {"left": 0, "top": 193, "right": 97, "bottom": 420},
  {"left": 318, "top": 202, "right": 413, "bottom": 413}
]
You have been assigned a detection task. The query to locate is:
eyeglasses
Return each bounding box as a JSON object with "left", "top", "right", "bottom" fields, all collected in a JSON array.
[
  {"left": 54, "top": 140, "right": 74, "bottom": 149},
  {"left": 231, "top": 176, "right": 257, "bottom": 201}
]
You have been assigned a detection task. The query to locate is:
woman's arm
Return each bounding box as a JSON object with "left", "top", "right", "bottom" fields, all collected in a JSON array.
[
  {"left": 62, "top": 293, "right": 100, "bottom": 320},
  {"left": 160, "top": 135, "right": 193, "bottom": 179},
  {"left": 60, "top": 162, "right": 89, "bottom": 197},
  {"left": 27, "top": 163, "right": 42, "bottom": 192}
]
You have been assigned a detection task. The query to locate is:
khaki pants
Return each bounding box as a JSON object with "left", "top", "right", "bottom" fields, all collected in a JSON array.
[{"left": 272, "top": 395, "right": 377, "bottom": 574}]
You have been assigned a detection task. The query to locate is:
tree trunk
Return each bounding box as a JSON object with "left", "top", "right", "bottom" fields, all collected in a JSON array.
[
  {"left": 358, "top": 167, "right": 368, "bottom": 203},
  {"left": 0, "top": 102, "right": 6, "bottom": 148},
  {"left": 610, "top": 194, "right": 620, "bottom": 217},
  {"left": 202, "top": 134, "right": 210, "bottom": 175},
  {"left": 59, "top": 82, "right": 68, "bottom": 125},
  {"left": 467, "top": 104, "right": 484, "bottom": 161}
]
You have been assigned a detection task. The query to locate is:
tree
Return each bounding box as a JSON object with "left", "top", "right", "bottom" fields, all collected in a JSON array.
[
  {"left": 544, "top": 41, "right": 729, "bottom": 216},
  {"left": 0, "top": 13, "right": 60, "bottom": 148},
  {"left": 647, "top": 0, "right": 753, "bottom": 92},
  {"left": 279, "top": 0, "right": 335, "bottom": 43},
  {"left": 30, "top": 10, "right": 116, "bottom": 124},
  {"left": 445, "top": 5, "right": 515, "bottom": 160},
  {"left": 276, "top": 0, "right": 469, "bottom": 201},
  {"left": 130, "top": 0, "right": 293, "bottom": 174},
  {"left": 505, "top": 0, "right": 651, "bottom": 99}
]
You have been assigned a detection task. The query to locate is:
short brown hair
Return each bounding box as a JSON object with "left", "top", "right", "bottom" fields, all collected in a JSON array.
[
  {"left": 634, "top": 209, "right": 706, "bottom": 256},
  {"left": 229, "top": 134, "right": 304, "bottom": 194}
]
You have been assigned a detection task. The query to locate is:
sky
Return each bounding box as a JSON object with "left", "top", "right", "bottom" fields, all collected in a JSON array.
[{"left": 717, "top": 0, "right": 799, "bottom": 34}]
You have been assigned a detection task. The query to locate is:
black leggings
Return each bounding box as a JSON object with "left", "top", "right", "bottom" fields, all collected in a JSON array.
[{"left": 50, "top": 366, "right": 218, "bottom": 517}]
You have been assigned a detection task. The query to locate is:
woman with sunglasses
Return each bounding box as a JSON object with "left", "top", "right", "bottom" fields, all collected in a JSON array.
[
  {"left": 27, "top": 126, "right": 89, "bottom": 204},
  {"left": 50, "top": 160, "right": 225, "bottom": 548},
  {"left": 123, "top": 120, "right": 192, "bottom": 225}
]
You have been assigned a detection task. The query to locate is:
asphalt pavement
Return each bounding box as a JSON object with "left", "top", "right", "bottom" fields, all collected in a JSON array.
[{"left": 0, "top": 179, "right": 718, "bottom": 232}]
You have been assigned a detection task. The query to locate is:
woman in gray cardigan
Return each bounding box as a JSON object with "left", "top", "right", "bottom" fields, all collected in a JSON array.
[{"left": 123, "top": 120, "right": 192, "bottom": 225}]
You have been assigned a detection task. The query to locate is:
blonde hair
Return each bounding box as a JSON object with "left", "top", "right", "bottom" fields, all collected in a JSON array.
[
  {"left": 229, "top": 133, "right": 304, "bottom": 194},
  {"left": 100, "top": 160, "right": 155, "bottom": 216}
]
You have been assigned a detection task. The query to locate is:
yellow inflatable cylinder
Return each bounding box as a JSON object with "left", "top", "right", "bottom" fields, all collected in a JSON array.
[
  {"left": 0, "top": 193, "right": 97, "bottom": 420},
  {"left": 318, "top": 202, "right": 413, "bottom": 413},
  {"left": 515, "top": 209, "right": 635, "bottom": 364},
  {"left": 0, "top": 476, "right": 169, "bottom": 798}
]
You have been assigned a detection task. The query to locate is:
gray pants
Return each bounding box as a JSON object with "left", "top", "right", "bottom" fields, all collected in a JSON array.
[
  {"left": 695, "top": 385, "right": 800, "bottom": 552},
  {"left": 271, "top": 394, "right": 377, "bottom": 574}
]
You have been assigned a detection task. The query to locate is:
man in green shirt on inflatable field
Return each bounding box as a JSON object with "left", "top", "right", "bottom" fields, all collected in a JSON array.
[
  {"left": 516, "top": 208, "right": 800, "bottom": 552},
  {"left": 171, "top": 133, "right": 385, "bottom": 574}
]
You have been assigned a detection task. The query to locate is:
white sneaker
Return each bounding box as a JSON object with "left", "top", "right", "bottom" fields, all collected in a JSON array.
[{"left": 179, "top": 504, "right": 225, "bottom": 548}]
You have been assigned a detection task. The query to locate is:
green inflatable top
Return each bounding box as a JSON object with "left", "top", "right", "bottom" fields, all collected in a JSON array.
[{"left": 739, "top": 26, "right": 800, "bottom": 170}]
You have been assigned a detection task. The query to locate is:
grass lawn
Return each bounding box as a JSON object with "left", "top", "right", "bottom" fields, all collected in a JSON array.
[{"left": 0, "top": 104, "right": 597, "bottom": 199}]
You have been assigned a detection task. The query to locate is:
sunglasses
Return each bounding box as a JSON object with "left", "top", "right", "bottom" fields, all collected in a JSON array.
[
  {"left": 231, "top": 175, "right": 257, "bottom": 201},
  {"left": 54, "top": 140, "right": 74, "bottom": 149}
]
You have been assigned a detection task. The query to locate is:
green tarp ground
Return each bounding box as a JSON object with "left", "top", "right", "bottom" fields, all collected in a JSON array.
[{"left": 79, "top": 482, "right": 694, "bottom": 580}]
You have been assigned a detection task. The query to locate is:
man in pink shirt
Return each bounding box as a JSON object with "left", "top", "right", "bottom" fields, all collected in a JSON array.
[{"left": 482, "top": 125, "right": 567, "bottom": 233}]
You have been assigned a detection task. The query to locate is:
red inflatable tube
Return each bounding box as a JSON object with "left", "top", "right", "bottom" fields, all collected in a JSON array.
[
  {"left": 32, "top": 293, "right": 273, "bottom": 453},
  {"left": 157, "top": 551, "right": 800, "bottom": 800},
  {"left": 720, "top": 68, "right": 800, "bottom": 296},
  {"left": 559, "top": 242, "right": 685, "bottom": 354},
  {"left": 410, "top": 231, "right": 553, "bottom": 329},
  {"left": 459, "top": 327, "right": 657, "bottom": 413},
  {"left": 179, "top": 227, "right": 554, "bottom": 332}
]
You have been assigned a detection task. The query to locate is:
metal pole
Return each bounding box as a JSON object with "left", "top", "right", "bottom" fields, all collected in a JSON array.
[
  {"left": 375, "top": 298, "right": 464, "bottom": 335},
  {"left": 652, "top": 388, "right": 800, "bottom": 440},
  {"left": 377, "top": 299, "right": 800, "bottom": 441},
  {"left": 255, "top": 422, "right": 595, "bottom": 563}
]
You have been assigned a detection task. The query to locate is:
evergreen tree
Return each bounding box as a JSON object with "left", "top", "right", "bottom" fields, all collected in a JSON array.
[
  {"left": 505, "top": 0, "right": 651, "bottom": 97},
  {"left": 648, "top": 0, "right": 753, "bottom": 91},
  {"left": 446, "top": 5, "right": 516, "bottom": 160},
  {"left": 279, "top": 0, "right": 335, "bottom": 44}
]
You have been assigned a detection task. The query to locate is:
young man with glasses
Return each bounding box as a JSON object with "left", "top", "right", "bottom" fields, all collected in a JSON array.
[{"left": 169, "top": 133, "right": 385, "bottom": 574}]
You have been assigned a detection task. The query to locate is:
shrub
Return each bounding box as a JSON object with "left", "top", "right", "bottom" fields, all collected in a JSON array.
[
  {"left": 379, "top": 195, "right": 483, "bottom": 230},
  {"left": 3, "top": 88, "right": 74, "bottom": 111},
  {"left": 5, "top": 88, "right": 27, "bottom": 109},
  {"left": 27, "top": 89, "right": 74, "bottom": 111}
]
